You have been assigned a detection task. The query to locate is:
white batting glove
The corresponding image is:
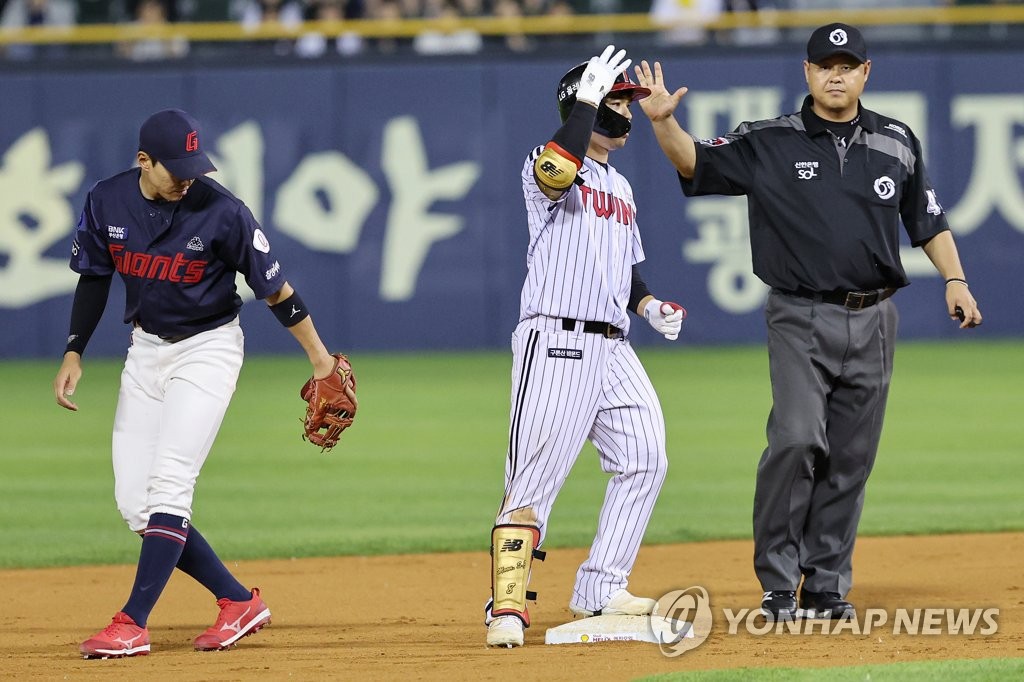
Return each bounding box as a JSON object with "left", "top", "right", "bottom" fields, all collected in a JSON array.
[
  {"left": 644, "top": 299, "right": 686, "bottom": 341},
  {"left": 576, "top": 45, "right": 631, "bottom": 108}
]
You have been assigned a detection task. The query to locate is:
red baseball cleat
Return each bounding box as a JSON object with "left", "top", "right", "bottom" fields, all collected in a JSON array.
[
  {"left": 194, "top": 587, "right": 271, "bottom": 651},
  {"left": 80, "top": 611, "right": 151, "bottom": 659}
]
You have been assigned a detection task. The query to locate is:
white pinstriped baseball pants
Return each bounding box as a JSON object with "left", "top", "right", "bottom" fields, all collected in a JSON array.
[
  {"left": 112, "top": 319, "right": 244, "bottom": 531},
  {"left": 496, "top": 316, "right": 668, "bottom": 613}
]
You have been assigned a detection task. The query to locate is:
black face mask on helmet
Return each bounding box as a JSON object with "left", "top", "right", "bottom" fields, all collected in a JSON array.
[{"left": 556, "top": 63, "right": 651, "bottom": 139}]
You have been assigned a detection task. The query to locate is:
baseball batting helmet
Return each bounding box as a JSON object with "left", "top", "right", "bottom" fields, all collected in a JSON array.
[{"left": 557, "top": 63, "right": 651, "bottom": 139}]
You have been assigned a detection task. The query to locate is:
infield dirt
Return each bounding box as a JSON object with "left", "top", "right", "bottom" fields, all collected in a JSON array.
[{"left": 3, "top": 532, "right": 1021, "bottom": 680}]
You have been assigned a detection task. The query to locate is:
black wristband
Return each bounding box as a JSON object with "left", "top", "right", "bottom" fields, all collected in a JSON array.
[{"left": 269, "top": 291, "right": 310, "bottom": 328}]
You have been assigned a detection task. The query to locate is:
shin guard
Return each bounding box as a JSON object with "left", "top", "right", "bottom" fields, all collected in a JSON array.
[{"left": 490, "top": 524, "right": 544, "bottom": 627}]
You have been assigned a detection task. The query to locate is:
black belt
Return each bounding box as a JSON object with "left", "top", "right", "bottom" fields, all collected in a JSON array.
[
  {"left": 561, "top": 318, "right": 623, "bottom": 339},
  {"left": 159, "top": 332, "right": 195, "bottom": 343},
  {"left": 784, "top": 287, "right": 897, "bottom": 311},
  {"left": 133, "top": 321, "right": 198, "bottom": 344}
]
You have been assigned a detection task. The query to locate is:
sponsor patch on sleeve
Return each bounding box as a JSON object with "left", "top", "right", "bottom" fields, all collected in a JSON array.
[
  {"left": 252, "top": 228, "right": 271, "bottom": 253},
  {"left": 884, "top": 122, "right": 908, "bottom": 138},
  {"left": 699, "top": 136, "right": 731, "bottom": 147}
]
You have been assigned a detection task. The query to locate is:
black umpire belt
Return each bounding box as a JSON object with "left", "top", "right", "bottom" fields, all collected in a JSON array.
[
  {"left": 561, "top": 318, "right": 623, "bottom": 338},
  {"left": 783, "top": 287, "right": 897, "bottom": 310}
]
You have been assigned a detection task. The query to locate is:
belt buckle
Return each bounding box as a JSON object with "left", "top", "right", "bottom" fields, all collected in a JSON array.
[
  {"left": 843, "top": 291, "right": 874, "bottom": 310},
  {"left": 604, "top": 324, "right": 618, "bottom": 339}
]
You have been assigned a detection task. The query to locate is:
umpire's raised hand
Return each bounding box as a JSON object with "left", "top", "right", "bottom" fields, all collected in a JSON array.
[{"left": 634, "top": 60, "right": 688, "bottom": 123}]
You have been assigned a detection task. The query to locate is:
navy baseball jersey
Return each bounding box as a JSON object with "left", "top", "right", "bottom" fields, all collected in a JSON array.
[{"left": 70, "top": 169, "right": 287, "bottom": 337}]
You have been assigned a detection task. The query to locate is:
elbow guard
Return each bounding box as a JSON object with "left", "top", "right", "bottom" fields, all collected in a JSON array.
[{"left": 534, "top": 142, "right": 581, "bottom": 193}]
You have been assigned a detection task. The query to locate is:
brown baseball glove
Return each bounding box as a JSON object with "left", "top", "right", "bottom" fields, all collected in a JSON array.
[{"left": 301, "top": 353, "right": 357, "bottom": 451}]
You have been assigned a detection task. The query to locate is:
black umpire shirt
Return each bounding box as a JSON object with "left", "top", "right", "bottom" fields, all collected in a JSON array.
[{"left": 681, "top": 95, "right": 949, "bottom": 293}]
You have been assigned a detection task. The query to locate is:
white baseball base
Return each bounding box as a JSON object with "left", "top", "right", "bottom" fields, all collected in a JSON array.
[{"left": 544, "top": 615, "right": 694, "bottom": 645}]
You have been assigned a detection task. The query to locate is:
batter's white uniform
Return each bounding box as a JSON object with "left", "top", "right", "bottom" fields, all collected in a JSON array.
[{"left": 496, "top": 148, "right": 668, "bottom": 614}]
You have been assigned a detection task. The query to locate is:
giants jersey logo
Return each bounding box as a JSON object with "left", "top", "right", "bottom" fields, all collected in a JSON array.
[
  {"left": 108, "top": 243, "right": 206, "bottom": 283},
  {"left": 579, "top": 186, "right": 635, "bottom": 226}
]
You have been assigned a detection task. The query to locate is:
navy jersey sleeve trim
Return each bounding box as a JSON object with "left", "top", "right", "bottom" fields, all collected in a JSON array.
[{"left": 69, "top": 187, "right": 116, "bottom": 276}]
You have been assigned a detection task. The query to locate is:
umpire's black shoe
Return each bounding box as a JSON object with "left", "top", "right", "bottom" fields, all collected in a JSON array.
[
  {"left": 760, "top": 590, "right": 798, "bottom": 621},
  {"left": 799, "top": 590, "right": 855, "bottom": 620}
]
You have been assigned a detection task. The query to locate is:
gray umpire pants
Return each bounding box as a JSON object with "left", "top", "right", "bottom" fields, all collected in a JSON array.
[{"left": 753, "top": 289, "right": 898, "bottom": 596}]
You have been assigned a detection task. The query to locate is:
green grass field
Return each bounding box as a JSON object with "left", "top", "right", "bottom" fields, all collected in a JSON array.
[
  {"left": 2, "top": 339, "right": 1021, "bottom": 570},
  {"left": 641, "top": 657, "right": 1024, "bottom": 681}
]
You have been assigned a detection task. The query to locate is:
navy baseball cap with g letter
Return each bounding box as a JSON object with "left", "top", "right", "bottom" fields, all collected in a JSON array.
[
  {"left": 139, "top": 108, "right": 217, "bottom": 179},
  {"left": 806, "top": 23, "right": 868, "bottom": 64}
]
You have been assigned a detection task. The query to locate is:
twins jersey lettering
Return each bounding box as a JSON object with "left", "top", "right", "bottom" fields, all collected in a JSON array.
[{"left": 519, "top": 147, "right": 645, "bottom": 335}]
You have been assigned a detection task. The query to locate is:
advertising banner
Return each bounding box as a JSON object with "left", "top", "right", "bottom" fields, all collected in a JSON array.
[{"left": 1, "top": 50, "right": 1019, "bottom": 357}]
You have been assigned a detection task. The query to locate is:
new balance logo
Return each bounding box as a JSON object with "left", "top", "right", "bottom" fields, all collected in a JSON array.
[
  {"left": 539, "top": 161, "right": 564, "bottom": 178},
  {"left": 187, "top": 236, "right": 204, "bottom": 251},
  {"left": 501, "top": 539, "right": 524, "bottom": 552}
]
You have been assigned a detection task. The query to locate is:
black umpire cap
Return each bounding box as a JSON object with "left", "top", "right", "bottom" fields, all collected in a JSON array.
[
  {"left": 806, "top": 23, "right": 868, "bottom": 64},
  {"left": 139, "top": 109, "right": 217, "bottom": 179}
]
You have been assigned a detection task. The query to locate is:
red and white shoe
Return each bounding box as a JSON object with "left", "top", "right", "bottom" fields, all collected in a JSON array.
[
  {"left": 194, "top": 587, "right": 271, "bottom": 651},
  {"left": 80, "top": 611, "right": 151, "bottom": 659}
]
